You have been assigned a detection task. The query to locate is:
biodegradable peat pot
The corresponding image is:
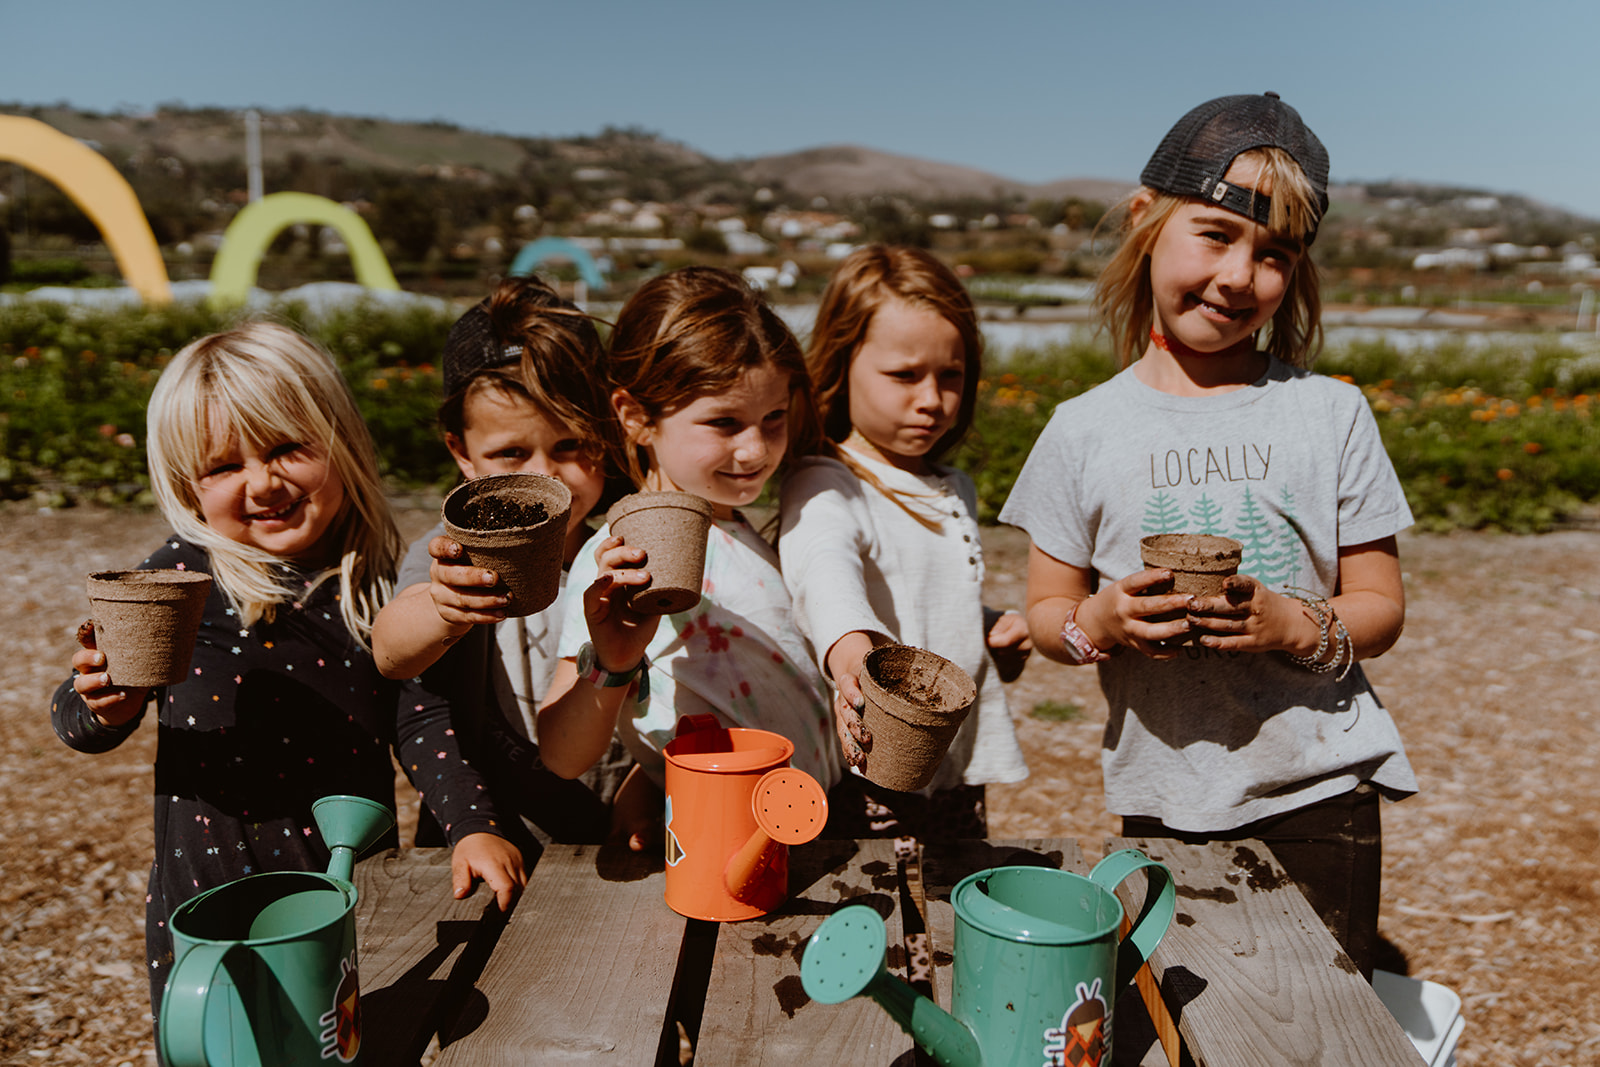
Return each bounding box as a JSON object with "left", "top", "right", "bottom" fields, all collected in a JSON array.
[
  {"left": 86, "top": 569, "right": 213, "bottom": 687},
  {"left": 606, "top": 491, "right": 715, "bottom": 615},
  {"left": 857, "top": 644, "right": 977, "bottom": 793},
  {"left": 1140, "top": 533, "right": 1243, "bottom": 597},
  {"left": 442, "top": 472, "right": 572, "bottom": 618}
]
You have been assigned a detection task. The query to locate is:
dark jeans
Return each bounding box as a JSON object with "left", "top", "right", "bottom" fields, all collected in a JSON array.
[{"left": 1122, "top": 783, "right": 1382, "bottom": 979}]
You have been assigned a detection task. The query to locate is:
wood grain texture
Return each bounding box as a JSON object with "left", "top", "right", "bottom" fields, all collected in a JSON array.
[
  {"left": 431, "top": 843, "right": 687, "bottom": 1065},
  {"left": 1108, "top": 837, "right": 1425, "bottom": 1067},
  {"left": 694, "top": 837, "right": 917, "bottom": 1065},
  {"left": 354, "top": 847, "right": 509, "bottom": 1067}
]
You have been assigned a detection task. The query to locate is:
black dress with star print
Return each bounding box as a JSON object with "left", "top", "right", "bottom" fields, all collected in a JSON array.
[{"left": 50, "top": 536, "right": 511, "bottom": 1020}]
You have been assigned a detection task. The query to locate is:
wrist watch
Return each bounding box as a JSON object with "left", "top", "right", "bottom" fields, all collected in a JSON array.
[
  {"left": 577, "top": 642, "right": 649, "bottom": 701},
  {"left": 1060, "top": 603, "right": 1111, "bottom": 665}
]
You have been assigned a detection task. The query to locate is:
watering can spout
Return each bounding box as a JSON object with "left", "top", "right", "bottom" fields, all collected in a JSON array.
[
  {"left": 801, "top": 905, "right": 984, "bottom": 1067},
  {"left": 311, "top": 795, "right": 395, "bottom": 883}
]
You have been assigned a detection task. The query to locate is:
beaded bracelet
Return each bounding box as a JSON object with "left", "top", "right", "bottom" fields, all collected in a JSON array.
[{"left": 1283, "top": 588, "right": 1354, "bottom": 681}]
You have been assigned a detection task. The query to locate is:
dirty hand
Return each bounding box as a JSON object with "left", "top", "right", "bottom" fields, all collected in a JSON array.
[
  {"left": 427, "top": 535, "right": 508, "bottom": 628},
  {"left": 1188, "top": 575, "right": 1310, "bottom": 654},
  {"left": 1086, "top": 571, "right": 1195, "bottom": 661},
  {"left": 825, "top": 632, "right": 876, "bottom": 766},
  {"left": 580, "top": 535, "right": 659, "bottom": 675},
  {"left": 451, "top": 831, "right": 526, "bottom": 912},
  {"left": 70, "top": 622, "right": 149, "bottom": 726}
]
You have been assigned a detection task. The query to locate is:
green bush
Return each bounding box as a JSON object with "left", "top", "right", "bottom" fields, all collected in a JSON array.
[
  {"left": 4, "top": 300, "right": 1598, "bottom": 532},
  {"left": 0, "top": 298, "right": 460, "bottom": 501}
]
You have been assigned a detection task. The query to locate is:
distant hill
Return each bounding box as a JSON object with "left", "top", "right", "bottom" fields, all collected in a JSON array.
[
  {"left": 4, "top": 102, "right": 1593, "bottom": 250},
  {"left": 733, "top": 143, "right": 1130, "bottom": 203}
]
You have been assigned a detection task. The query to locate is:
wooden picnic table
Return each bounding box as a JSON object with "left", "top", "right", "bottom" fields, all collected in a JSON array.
[{"left": 355, "top": 836, "right": 1424, "bottom": 1066}]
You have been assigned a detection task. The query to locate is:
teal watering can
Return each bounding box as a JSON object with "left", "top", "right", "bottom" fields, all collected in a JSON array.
[
  {"left": 159, "top": 795, "right": 395, "bottom": 1067},
  {"left": 801, "top": 849, "right": 1175, "bottom": 1067}
]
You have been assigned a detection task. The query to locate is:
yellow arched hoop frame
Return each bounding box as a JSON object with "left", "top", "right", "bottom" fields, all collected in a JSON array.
[
  {"left": 0, "top": 114, "right": 172, "bottom": 304},
  {"left": 209, "top": 191, "right": 398, "bottom": 308}
]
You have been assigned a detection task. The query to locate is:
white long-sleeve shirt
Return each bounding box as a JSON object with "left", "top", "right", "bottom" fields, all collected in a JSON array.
[{"left": 778, "top": 449, "right": 1028, "bottom": 791}]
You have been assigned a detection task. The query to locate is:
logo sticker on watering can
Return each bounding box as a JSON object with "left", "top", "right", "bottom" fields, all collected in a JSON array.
[
  {"left": 802, "top": 849, "right": 1174, "bottom": 1067},
  {"left": 664, "top": 796, "right": 685, "bottom": 867},
  {"left": 662, "top": 715, "right": 827, "bottom": 921},
  {"left": 1042, "top": 978, "right": 1108, "bottom": 1066},
  {"left": 320, "top": 950, "right": 363, "bottom": 1061}
]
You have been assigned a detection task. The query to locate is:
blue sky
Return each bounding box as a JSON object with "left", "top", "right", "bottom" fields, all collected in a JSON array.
[{"left": 6, "top": 0, "right": 1600, "bottom": 217}]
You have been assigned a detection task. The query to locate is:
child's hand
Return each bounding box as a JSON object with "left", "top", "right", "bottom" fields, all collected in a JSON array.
[
  {"left": 70, "top": 623, "right": 149, "bottom": 726},
  {"left": 450, "top": 831, "right": 526, "bottom": 912},
  {"left": 607, "top": 764, "right": 664, "bottom": 853},
  {"left": 1187, "top": 575, "right": 1317, "bottom": 655},
  {"left": 427, "top": 535, "right": 509, "bottom": 629},
  {"left": 985, "top": 609, "right": 1033, "bottom": 683},
  {"left": 1083, "top": 570, "right": 1196, "bottom": 661},
  {"left": 580, "top": 535, "right": 660, "bottom": 677},
  {"left": 824, "top": 632, "right": 876, "bottom": 767}
]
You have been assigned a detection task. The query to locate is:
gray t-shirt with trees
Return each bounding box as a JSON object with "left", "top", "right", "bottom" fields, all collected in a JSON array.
[{"left": 999, "top": 358, "right": 1417, "bottom": 831}]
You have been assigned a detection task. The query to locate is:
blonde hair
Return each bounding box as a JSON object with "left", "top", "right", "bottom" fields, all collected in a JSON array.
[
  {"left": 146, "top": 322, "right": 402, "bottom": 644},
  {"left": 607, "top": 265, "right": 821, "bottom": 487},
  {"left": 807, "top": 244, "right": 982, "bottom": 530},
  {"left": 1095, "top": 147, "right": 1324, "bottom": 368}
]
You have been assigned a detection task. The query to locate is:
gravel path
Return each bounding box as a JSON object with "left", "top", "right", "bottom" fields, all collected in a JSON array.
[{"left": 2, "top": 506, "right": 1595, "bottom": 1065}]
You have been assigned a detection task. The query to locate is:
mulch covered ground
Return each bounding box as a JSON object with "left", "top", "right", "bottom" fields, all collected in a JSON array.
[{"left": 2, "top": 506, "right": 1595, "bottom": 1065}]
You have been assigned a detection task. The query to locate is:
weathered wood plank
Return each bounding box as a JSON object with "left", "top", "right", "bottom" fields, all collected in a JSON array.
[
  {"left": 432, "top": 843, "right": 687, "bottom": 1065},
  {"left": 1109, "top": 837, "right": 1425, "bottom": 1067},
  {"left": 354, "top": 847, "right": 509, "bottom": 1067},
  {"left": 694, "top": 837, "right": 917, "bottom": 1065}
]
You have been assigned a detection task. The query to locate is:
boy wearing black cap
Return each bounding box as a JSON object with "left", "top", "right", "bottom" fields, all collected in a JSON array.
[
  {"left": 373, "top": 276, "right": 633, "bottom": 848},
  {"left": 1001, "top": 93, "right": 1414, "bottom": 979}
]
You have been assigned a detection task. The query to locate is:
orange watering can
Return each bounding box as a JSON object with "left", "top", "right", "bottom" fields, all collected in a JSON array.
[{"left": 662, "top": 714, "right": 828, "bottom": 920}]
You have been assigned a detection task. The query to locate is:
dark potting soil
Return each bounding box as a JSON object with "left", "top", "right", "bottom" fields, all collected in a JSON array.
[{"left": 459, "top": 497, "right": 549, "bottom": 531}]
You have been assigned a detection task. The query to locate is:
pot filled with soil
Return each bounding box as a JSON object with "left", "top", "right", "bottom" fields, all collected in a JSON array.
[
  {"left": 1139, "top": 533, "right": 1243, "bottom": 597},
  {"left": 85, "top": 569, "right": 214, "bottom": 687},
  {"left": 857, "top": 644, "right": 977, "bottom": 792},
  {"left": 606, "top": 490, "right": 715, "bottom": 615},
  {"left": 442, "top": 472, "right": 572, "bottom": 617}
]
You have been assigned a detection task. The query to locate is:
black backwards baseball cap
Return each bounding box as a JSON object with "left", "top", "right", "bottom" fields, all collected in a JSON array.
[
  {"left": 1139, "top": 91, "right": 1329, "bottom": 243},
  {"left": 442, "top": 299, "right": 523, "bottom": 398}
]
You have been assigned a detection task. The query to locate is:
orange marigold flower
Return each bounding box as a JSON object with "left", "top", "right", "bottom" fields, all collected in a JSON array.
[
  {"left": 1523, "top": 441, "right": 1542, "bottom": 454},
  {"left": 1496, "top": 468, "right": 1515, "bottom": 480}
]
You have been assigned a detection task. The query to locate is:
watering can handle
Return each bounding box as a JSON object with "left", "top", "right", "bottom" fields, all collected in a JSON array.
[
  {"left": 1090, "top": 849, "right": 1176, "bottom": 992},
  {"left": 160, "top": 941, "right": 247, "bottom": 1067},
  {"left": 675, "top": 713, "right": 722, "bottom": 738}
]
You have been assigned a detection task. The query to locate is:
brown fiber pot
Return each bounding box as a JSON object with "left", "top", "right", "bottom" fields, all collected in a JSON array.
[
  {"left": 442, "top": 472, "right": 572, "bottom": 617},
  {"left": 857, "top": 644, "right": 977, "bottom": 792},
  {"left": 1139, "top": 533, "right": 1243, "bottom": 597},
  {"left": 86, "top": 569, "right": 214, "bottom": 687},
  {"left": 606, "top": 491, "right": 715, "bottom": 615}
]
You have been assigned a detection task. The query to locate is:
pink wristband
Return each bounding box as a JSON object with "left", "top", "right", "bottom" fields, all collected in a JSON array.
[{"left": 1060, "top": 603, "right": 1111, "bottom": 665}]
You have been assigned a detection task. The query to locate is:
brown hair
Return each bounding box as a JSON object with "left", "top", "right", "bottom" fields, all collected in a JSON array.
[
  {"left": 806, "top": 245, "right": 982, "bottom": 530},
  {"left": 1094, "top": 147, "right": 1324, "bottom": 368},
  {"left": 808, "top": 244, "right": 981, "bottom": 461},
  {"left": 607, "top": 265, "right": 821, "bottom": 487},
  {"left": 438, "top": 276, "right": 628, "bottom": 511}
]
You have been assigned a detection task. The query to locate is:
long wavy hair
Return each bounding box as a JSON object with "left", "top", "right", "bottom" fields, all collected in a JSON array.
[
  {"left": 606, "top": 265, "right": 821, "bottom": 487},
  {"left": 1095, "top": 146, "right": 1324, "bottom": 368},
  {"left": 806, "top": 244, "right": 982, "bottom": 529},
  {"left": 146, "top": 322, "right": 402, "bottom": 644}
]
